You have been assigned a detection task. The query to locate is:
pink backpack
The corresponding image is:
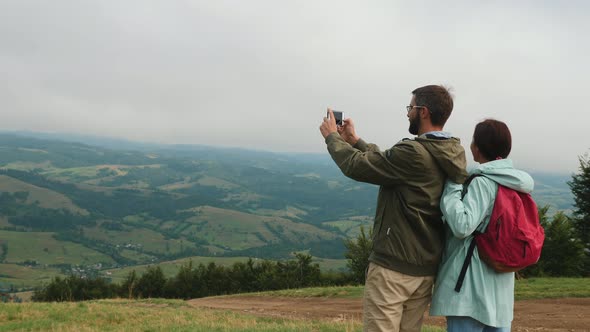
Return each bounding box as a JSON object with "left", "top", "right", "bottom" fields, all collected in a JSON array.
[{"left": 455, "top": 174, "right": 545, "bottom": 292}]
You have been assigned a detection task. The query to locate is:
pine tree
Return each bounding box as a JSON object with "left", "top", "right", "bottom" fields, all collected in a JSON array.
[
  {"left": 521, "top": 206, "right": 550, "bottom": 277},
  {"left": 344, "top": 226, "right": 373, "bottom": 284},
  {"left": 568, "top": 153, "right": 590, "bottom": 246},
  {"left": 568, "top": 152, "right": 590, "bottom": 275},
  {"left": 136, "top": 266, "right": 166, "bottom": 298},
  {"left": 540, "top": 212, "right": 585, "bottom": 276}
]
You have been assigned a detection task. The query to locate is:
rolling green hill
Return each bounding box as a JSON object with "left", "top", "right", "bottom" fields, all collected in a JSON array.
[
  {"left": 0, "top": 132, "right": 575, "bottom": 289},
  {"left": 0, "top": 230, "right": 113, "bottom": 265},
  {"left": 0, "top": 175, "right": 88, "bottom": 215}
]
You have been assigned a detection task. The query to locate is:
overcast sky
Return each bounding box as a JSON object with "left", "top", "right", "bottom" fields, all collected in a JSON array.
[{"left": 1, "top": 1, "right": 588, "bottom": 173}]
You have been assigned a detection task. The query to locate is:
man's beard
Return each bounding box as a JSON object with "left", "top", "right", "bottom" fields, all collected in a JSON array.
[{"left": 409, "top": 114, "right": 420, "bottom": 135}]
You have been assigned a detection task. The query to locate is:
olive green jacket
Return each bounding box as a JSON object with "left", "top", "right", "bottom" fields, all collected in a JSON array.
[{"left": 325, "top": 132, "right": 468, "bottom": 276}]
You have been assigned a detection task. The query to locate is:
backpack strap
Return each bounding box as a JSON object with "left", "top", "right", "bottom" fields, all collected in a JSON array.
[
  {"left": 455, "top": 237, "right": 477, "bottom": 292},
  {"left": 454, "top": 173, "right": 484, "bottom": 292},
  {"left": 461, "top": 173, "right": 483, "bottom": 199}
]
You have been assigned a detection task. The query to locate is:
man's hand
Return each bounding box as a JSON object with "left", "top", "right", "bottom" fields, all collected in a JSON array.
[
  {"left": 320, "top": 108, "right": 338, "bottom": 139},
  {"left": 338, "top": 118, "right": 360, "bottom": 145}
]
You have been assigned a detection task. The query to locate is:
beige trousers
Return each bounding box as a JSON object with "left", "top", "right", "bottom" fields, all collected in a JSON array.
[{"left": 363, "top": 263, "right": 435, "bottom": 332}]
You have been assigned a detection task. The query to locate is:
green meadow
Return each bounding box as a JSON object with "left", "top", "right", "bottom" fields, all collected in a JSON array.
[
  {"left": 81, "top": 224, "right": 194, "bottom": 254},
  {"left": 0, "top": 263, "right": 63, "bottom": 289},
  {"left": 0, "top": 299, "right": 444, "bottom": 332},
  {"left": 181, "top": 206, "right": 338, "bottom": 251},
  {"left": 0, "top": 299, "right": 363, "bottom": 332},
  {"left": 0, "top": 230, "right": 114, "bottom": 288},
  {"left": 514, "top": 277, "right": 590, "bottom": 299},
  {"left": 0, "top": 230, "right": 113, "bottom": 266},
  {"left": 1, "top": 278, "right": 587, "bottom": 331},
  {"left": 248, "top": 277, "right": 590, "bottom": 301},
  {"left": 0, "top": 175, "right": 87, "bottom": 215}
]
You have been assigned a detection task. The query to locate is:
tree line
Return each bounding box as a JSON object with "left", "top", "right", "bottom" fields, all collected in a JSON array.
[
  {"left": 32, "top": 253, "right": 348, "bottom": 302},
  {"left": 527, "top": 153, "right": 590, "bottom": 276}
]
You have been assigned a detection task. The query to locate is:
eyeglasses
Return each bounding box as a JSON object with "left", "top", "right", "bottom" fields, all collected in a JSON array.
[{"left": 406, "top": 105, "right": 426, "bottom": 113}]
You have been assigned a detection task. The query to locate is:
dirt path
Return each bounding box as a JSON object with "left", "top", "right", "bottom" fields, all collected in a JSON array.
[{"left": 189, "top": 296, "right": 590, "bottom": 331}]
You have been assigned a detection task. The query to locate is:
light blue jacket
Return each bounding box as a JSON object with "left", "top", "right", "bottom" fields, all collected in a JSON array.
[{"left": 429, "top": 159, "right": 534, "bottom": 327}]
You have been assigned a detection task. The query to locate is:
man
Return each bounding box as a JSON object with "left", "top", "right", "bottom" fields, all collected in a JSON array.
[{"left": 319, "top": 85, "right": 468, "bottom": 332}]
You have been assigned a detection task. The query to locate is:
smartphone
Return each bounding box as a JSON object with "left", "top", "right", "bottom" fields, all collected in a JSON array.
[{"left": 328, "top": 110, "right": 344, "bottom": 126}]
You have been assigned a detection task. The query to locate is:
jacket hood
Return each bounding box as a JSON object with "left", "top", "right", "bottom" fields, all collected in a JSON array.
[
  {"left": 472, "top": 159, "right": 534, "bottom": 193},
  {"left": 415, "top": 136, "right": 468, "bottom": 184}
]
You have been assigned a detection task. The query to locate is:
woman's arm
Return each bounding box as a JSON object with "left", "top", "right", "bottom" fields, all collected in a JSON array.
[{"left": 440, "top": 177, "right": 496, "bottom": 239}]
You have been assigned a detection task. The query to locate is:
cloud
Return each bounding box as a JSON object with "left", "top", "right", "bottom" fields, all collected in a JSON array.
[{"left": 0, "top": 0, "right": 588, "bottom": 172}]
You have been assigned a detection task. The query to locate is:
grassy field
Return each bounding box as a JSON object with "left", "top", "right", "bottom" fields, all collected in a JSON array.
[
  {"left": 322, "top": 220, "right": 364, "bottom": 235},
  {"left": 322, "top": 216, "right": 372, "bottom": 237},
  {"left": 83, "top": 205, "right": 341, "bottom": 256},
  {"left": 0, "top": 175, "right": 88, "bottom": 215},
  {"left": 0, "top": 230, "right": 114, "bottom": 266},
  {"left": 0, "top": 299, "right": 445, "bottom": 332},
  {"left": 514, "top": 277, "right": 590, "bottom": 299},
  {"left": 81, "top": 224, "right": 195, "bottom": 254},
  {"left": 182, "top": 206, "right": 339, "bottom": 251},
  {"left": 0, "top": 263, "right": 64, "bottom": 289},
  {"left": 241, "top": 277, "right": 590, "bottom": 301},
  {"left": 241, "top": 285, "right": 365, "bottom": 299},
  {"left": 0, "top": 299, "right": 367, "bottom": 332},
  {"left": 40, "top": 165, "right": 136, "bottom": 184},
  {"left": 311, "top": 257, "right": 348, "bottom": 272},
  {"left": 3, "top": 278, "right": 587, "bottom": 331}
]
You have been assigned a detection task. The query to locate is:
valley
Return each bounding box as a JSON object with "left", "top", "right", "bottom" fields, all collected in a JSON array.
[{"left": 0, "top": 133, "right": 574, "bottom": 290}]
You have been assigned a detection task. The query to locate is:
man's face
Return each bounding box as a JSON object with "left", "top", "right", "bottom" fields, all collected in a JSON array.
[{"left": 408, "top": 96, "right": 421, "bottom": 135}]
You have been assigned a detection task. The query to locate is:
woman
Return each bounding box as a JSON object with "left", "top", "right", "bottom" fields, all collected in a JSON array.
[{"left": 429, "top": 119, "right": 534, "bottom": 331}]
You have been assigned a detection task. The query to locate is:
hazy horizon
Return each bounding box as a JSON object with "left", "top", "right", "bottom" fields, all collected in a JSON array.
[
  {"left": 1, "top": 1, "right": 588, "bottom": 173},
  {"left": 1, "top": 129, "right": 578, "bottom": 178}
]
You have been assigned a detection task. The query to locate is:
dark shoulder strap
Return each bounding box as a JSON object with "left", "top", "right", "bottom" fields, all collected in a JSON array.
[
  {"left": 454, "top": 173, "right": 485, "bottom": 292},
  {"left": 455, "top": 238, "right": 477, "bottom": 292},
  {"left": 461, "top": 173, "right": 484, "bottom": 199}
]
